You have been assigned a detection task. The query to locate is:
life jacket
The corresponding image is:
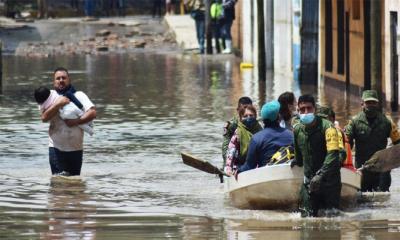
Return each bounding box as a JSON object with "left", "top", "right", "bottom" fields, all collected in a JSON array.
[
  {"left": 267, "top": 146, "right": 295, "bottom": 165},
  {"left": 335, "top": 123, "right": 355, "bottom": 170},
  {"left": 343, "top": 131, "right": 355, "bottom": 169}
]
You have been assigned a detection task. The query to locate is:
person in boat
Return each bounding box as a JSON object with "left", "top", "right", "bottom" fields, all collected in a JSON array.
[
  {"left": 278, "top": 91, "right": 298, "bottom": 131},
  {"left": 345, "top": 90, "right": 400, "bottom": 192},
  {"left": 222, "top": 97, "right": 262, "bottom": 168},
  {"left": 39, "top": 67, "right": 96, "bottom": 176},
  {"left": 237, "top": 100, "right": 293, "bottom": 174},
  {"left": 290, "top": 94, "right": 341, "bottom": 217},
  {"left": 224, "top": 105, "right": 261, "bottom": 175}
]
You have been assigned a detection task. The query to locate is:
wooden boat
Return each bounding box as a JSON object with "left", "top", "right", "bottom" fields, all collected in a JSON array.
[{"left": 224, "top": 164, "right": 361, "bottom": 210}]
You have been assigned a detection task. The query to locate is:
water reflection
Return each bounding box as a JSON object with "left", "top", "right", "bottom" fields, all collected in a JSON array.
[
  {"left": 41, "top": 177, "right": 96, "bottom": 239},
  {"left": 1, "top": 52, "right": 400, "bottom": 239}
]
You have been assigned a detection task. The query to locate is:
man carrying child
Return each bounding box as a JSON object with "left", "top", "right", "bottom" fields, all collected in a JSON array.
[{"left": 35, "top": 67, "right": 96, "bottom": 176}]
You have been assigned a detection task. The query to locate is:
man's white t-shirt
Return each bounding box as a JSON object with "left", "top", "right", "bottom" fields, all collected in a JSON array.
[{"left": 48, "top": 91, "right": 94, "bottom": 151}]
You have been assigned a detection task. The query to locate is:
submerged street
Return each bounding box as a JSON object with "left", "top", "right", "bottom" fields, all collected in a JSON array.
[{"left": 1, "top": 16, "right": 400, "bottom": 239}]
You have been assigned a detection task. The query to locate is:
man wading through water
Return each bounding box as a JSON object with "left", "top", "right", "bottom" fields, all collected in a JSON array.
[
  {"left": 345, "top": 90, "right": 400, "bottom": 192},
  {"left": 39, "top": 67, "right": 96, "bottom": 176},
  {"left": 291, "top": 94, "right": 341, "bottom": 217}
]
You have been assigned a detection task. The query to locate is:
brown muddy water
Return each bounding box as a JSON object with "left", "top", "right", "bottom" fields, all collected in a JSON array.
[{"left": 1, "top": 19, "right": 400, "bottom": 240}]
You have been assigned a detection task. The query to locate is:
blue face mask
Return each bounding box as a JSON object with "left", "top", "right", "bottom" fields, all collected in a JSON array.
[
  {"left": 299, "top": 113, "right": 315, "bottom": 125},
  {"left": 242, "top": 117, "right": 257, "bottom": 128}
]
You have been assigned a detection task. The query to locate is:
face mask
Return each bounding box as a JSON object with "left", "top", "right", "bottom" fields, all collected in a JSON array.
[
  {"left": 364, "top": 106, "right": 379, "bottom": 118},
  {"left": 242, "top": 117, "right": 256, "bottom": 128},
  {"left": 299, "top": 113, "right": 315, "bottom": 125}
]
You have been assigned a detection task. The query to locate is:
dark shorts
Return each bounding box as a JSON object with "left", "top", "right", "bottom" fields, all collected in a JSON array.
[{"left": 49, "top": 147, "right": 83, "bottom": 176}]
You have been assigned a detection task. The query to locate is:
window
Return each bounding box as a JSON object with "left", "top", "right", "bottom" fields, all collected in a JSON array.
[{"left": 353, "top": 0, "right": 361, "bottom": 20}]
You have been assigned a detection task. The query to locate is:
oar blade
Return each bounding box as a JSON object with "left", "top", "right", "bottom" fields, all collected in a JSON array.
[
  {"left": 181, "top": 152, "right": 223, "bottom": 175},
  {"left": 363, "top": 144, "right": 400, "bottom": 172}
]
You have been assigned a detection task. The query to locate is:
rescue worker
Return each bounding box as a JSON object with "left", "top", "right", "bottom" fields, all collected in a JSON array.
[
  {"left": 221, "top": 97, "right": 262, "bottom": 168},
  {"left": 291, "top": 94, "right": 341, "bottom": 217},
  {"left": 345, "top": 90, "right": 400, "bottom": 192},
  {"left": 237, "top": 100, "right": 293, "bottom": 173}
]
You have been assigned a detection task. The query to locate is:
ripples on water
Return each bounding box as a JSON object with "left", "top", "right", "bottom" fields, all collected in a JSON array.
[{"left": 1, "top": 52, "right": 400, "bottom": 239}]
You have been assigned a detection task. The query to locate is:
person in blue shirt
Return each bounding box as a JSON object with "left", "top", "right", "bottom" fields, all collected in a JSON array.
[{"left": 237, "top": 100, "right": 294, "bottom": 173}]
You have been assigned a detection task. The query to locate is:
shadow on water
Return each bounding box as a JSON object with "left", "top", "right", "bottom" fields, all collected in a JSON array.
[{"left": 1, "top": 47, "right": 400, "bottom": 238}]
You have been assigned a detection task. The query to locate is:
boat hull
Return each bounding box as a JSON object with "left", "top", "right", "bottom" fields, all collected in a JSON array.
[{"left": 225, "top": 164, "right": 361, "bottom": 210}]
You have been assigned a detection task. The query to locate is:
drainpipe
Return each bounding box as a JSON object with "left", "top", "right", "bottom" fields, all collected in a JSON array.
[
  {"left": 257, "top": 0, "right": 266, "bottom": 81},
  {"left": 205, "top": 0, "right": 213, "bottom": 54},
  {"left": 370, "top": 0, "right": 382, "bottom": 99},
  {"left": 300, "top": 0, "right": 319, "bottom": 86},
  {"left": 0, "top": 41, "right": 2, "bottom": 93},
  {"left": 264, "top": 0, "right": 274, "bottom": 70}
]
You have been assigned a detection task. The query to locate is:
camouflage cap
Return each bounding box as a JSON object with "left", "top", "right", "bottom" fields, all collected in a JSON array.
[
  {"left": 317, "top": 106, "right": 335, "bottom": 119},
  {"left": 362, "top": 90, "right": 379, "bottom": 102}
]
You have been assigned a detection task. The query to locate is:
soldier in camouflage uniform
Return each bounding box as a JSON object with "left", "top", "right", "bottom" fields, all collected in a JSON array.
[
  {"left": 345, "top": 90, "right": 400, "bottom": 192},
  {"left": 222, "top": 97, "right": 262, "bottom": 168},
  {"left": 291, "top": 95, "right": 341, "bottom": 217}
]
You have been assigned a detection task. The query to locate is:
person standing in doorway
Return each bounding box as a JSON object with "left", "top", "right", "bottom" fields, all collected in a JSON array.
[
  {"left": 166, "top": 0, "right": 176, "bottom": 15},
  {"left": 37, "top": 0, "right": 48, "bottom": 19},
  {"left": 345, "top": 90, "right": 400, "bottom": 192},
  {"left": 39, "top": 67, "right": 96, "bottom": 176},
  {"left": 84, "top": 0, "right": 95, "bottom": 17},
  {"left": 185, "top": 0, "right": 206, "bottom": 54},
  {"left": 153, "top": 0, "right": 163, "bottom": 18},
  {"left": 220, "top": 0, "right": 236, "bottom": 54},
  {"left": 70, "top": 0, "right": 79, "bottom": 12},
  {"left": 117, "top": 0, "right": 125, "bottom": 17}
]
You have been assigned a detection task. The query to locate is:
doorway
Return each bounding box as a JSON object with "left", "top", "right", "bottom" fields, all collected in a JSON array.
[
  {"left": 390, "top": 12, "right": 399, "bottom": 111},
  {"left": 346, "top": 12, "right": 350, "bottom": 92}
]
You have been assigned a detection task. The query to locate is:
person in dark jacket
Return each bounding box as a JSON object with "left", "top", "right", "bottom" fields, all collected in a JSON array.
[{"left": 238, "top": 100, "right": 293, "bottom": 173}]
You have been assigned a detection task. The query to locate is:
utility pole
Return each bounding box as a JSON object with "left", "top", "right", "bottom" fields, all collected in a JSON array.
[
  {"left": 205, "top": 0, "right": 212, "bottom": 54},
  {"left": 370, "top": 0, "right": 381, "bottom": 97},
  {"left": 0, "top": 41, "right": 2, "bottom": 93},
  {"left": 300, "top": 0, "right": 319, "bottom": 85},
  {"left": 264, "top": 0, "right": 274, "bottom": 70},
  {"left": 257, "top": 0, "right": 265, "bottom": 81}
]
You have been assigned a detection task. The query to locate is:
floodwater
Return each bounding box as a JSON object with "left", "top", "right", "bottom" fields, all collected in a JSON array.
[{"left": 2, "top": 18, "right": 400, "bottom": 240}]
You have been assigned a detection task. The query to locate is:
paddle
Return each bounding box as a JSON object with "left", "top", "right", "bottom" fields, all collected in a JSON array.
[{"left": 181, "top": 152, "right": 228, "bottom": 183}]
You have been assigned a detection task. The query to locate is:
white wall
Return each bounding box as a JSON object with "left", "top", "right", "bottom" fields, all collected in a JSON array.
[
  {"left": 273, "top": 0, "right": 293, "bottom": 76},
  {"left": 384, "top": 0, "right": 400, "bottom": 107},
  {"left": 242, "top": 0, "right": 253, "bottom": 63}
]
